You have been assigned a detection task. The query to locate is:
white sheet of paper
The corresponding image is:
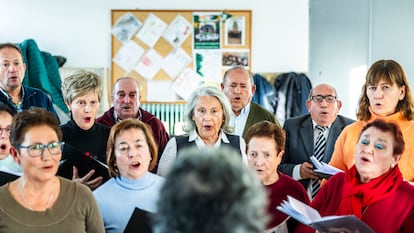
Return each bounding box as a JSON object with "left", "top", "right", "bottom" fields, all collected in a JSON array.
[
  {"left": 111, "top": 12, "right": 142, "bottom": 43},
  {"left": 146, "top": 80, "right": 176, "bottom": 102},
  {"left": 170, "top": 68, "right": 203, "bottom": 100},
  {"left": 134, "top": 49, "right": 163, "bottom": 80},
  {"left": 162, "top": 14, "right": 192, "bottom": 47},
  {"left": 193, "top": 49, "right": 222, "bottom": 83},
  {"left": 162, "top": 47, "right": 192, "bottom": 78},
  {"left": 112, "top": 40, "right": 145, "bottom": 72},
  {"left": 136, "top": 13, "right": 168, "bottom": 47}
]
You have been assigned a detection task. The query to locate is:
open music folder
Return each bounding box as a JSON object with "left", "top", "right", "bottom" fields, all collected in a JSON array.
[
  {"left": 310, "top": 156, "right": 344, "bottom": 180},
  {"left": 277, "top": 195, "right": 374, "bottom": 233}
]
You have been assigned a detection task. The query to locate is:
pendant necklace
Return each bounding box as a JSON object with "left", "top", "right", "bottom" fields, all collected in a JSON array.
[{"left": 18, "top": 179, "right": 56, "bottom": 211}]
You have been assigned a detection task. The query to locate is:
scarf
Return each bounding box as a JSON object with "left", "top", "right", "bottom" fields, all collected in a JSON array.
[{"left": 338, "top": 165, "right": 403, "bottom": 218}]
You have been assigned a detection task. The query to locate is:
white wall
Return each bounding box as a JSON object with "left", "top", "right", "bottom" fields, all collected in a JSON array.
[
  {"left": 309, "top": 0, "right": 370, "bottom": 118},
  {"left": 310, "top": 0, "right": 414, "bottom": 119},
  {"left": 0, "top": 0, "right": 309, "bottom": 74}
]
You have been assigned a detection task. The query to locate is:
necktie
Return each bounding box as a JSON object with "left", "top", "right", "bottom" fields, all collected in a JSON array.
[{"left": 310, "top": 125, "right": 327, "bottom": 198}]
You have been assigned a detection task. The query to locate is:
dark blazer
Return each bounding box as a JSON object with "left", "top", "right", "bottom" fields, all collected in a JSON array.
[
  {"left": 278, "top": 114, "right": 354, "bottom": 189},
  {"left": 242, "top": 102, "right": 278, "bottom": 139}
]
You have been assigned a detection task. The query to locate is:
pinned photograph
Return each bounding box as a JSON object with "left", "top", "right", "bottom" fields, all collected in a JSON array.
[
  {"left": 225, "top": 16, "right": 245, "bottom": 46},
  {"left": 222, "top": 49, "right": 249, "bottom": 68}
]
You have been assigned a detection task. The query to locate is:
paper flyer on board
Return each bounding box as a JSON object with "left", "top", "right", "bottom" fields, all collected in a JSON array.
[
  {"left": 162, "top": 47, "right": 192, "bottom": 79},
  {"left": 112, "top": 12, "right": 142, "bottom": 43},
  {"left": 163, "top": 14, "right": 192, "bottom": 47},
  {"left": 136, "top": 13, "right": 168, "bottom": 47},
  {"left": 134, "top": 49, "right": 163, "bottom": 80},
  {"left": 193, "top": 12, "right": 221, "bottom": 49},
  {"left": 193, "top": 49, "right": 222, "bottom": 83},
  {"left": 112, "top": 40, "right": 145, "bottom": 72},
  {"left": 170, "top": 68, "right": 203, "bottom": 100}
]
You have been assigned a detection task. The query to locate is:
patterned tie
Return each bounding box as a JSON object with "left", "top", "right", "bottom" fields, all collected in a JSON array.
[{"left": 310, "top": 125, "right": 327, "bottom": 198}]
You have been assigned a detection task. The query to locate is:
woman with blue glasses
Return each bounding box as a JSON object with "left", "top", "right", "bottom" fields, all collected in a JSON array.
[{"left": 0, "top": 108, "right": 104, "bottom": 233}]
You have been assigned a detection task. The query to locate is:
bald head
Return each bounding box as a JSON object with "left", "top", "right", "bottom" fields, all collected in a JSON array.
[
  {"left": 306, "top": 83, "right": 342, "bottom": 126},
  {"left": 112, "top": 77, "right": 141, "bottom": 120}
]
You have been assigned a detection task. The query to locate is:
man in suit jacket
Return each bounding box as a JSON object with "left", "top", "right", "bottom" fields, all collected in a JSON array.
[
  {"left": 278, "top": 83, "right": 354, "bottom": 197},
  {"left": 221, "top": 66, "right": 279, "bottom": 139}
]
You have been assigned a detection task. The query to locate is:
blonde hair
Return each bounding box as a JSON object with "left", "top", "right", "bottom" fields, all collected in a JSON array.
[{"left": 61, "top": 70, "right": 103, "bottom": 104}]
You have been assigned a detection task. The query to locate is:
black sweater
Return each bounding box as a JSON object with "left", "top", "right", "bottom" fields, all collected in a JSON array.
[{"left": 61, "top": 119, "right": 110, "bottom": 163}]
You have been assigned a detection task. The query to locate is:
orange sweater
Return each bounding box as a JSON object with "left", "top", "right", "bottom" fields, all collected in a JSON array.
[{"left": 329, "top": 110, "right": 414, "bottom": 182}]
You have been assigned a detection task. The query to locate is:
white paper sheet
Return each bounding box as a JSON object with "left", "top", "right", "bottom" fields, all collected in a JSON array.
[
  {"left": 162, "top": 14, "right": 192, "bottom": 47},
  {"left": 112, "top": 40, "right": 145, "bottom": 72},
  {"left": 134, "top": 49, "right": 163, "bottom": 80},
  {"left": 136, "top": 13, "right": 168, "bottom": 47},
  {"left": 112, "top": 12, "right": 142, "bottom": 43},
  {"left": 146, "top": 80, "right": 176, "bottom": 102},
  {"left": 170, "top": 68, "right": 203, "bottom": 100},
  {"left": 162, "top": 47, "right": 192, "bottom": 78},
  {"left": 193, "top": 49, "right": 222, "bottom": 83}
]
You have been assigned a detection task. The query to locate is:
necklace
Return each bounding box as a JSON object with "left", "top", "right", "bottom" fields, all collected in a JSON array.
[{"left": 18, "top": 179, "right": 56, "bottom": 211}]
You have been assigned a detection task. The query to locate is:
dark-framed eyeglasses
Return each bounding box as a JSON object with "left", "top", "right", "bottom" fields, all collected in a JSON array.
[
  {"left": 16, "top": 141, "right": 65, "bottom": 158},
  {"left": 310, "top": 95, "right": 337, "bottom": 103}
]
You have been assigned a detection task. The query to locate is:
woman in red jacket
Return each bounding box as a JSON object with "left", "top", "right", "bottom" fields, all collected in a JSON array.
[{"left": 297, "top": 119, "right": 414, "bottom": 233}]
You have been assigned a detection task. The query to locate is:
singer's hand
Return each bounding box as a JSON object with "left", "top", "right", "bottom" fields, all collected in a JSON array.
[
  {"left": 72, "top": 166, "right": 103, "bottom": 190},
  {"left": 300, "top": 162, "right": 319, "bottom": 179}
]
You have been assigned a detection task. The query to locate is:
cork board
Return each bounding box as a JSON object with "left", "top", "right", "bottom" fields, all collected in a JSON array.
[{"left": 111, "top": 9, "right": 252, "bottom": 102}]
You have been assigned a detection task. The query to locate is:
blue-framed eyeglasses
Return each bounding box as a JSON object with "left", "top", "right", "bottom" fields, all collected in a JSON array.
[
  {"left": 16, "top": 142, "right": 65, "bottom": 158},
  {"left": 310, "top": 95, "right": 337, "bottom": 103}
]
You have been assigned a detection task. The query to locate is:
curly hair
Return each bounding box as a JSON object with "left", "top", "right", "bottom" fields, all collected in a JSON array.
[{"left": 154, "top": 147, "right": 268, "bottom": 233}]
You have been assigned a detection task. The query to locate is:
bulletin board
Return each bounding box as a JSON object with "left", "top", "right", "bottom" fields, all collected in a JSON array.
[{"left": 110, "top": 9, "right": 252, "bottom": 102}]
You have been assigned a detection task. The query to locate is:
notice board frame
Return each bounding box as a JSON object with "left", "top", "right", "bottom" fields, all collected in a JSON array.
[{"left": 111, "top": 9, "right": 252, "bottom": 102}]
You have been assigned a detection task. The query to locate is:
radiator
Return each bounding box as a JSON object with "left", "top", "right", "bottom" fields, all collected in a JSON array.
[{"left": 141, "top": 102, "right": 186, "bottom": 136}]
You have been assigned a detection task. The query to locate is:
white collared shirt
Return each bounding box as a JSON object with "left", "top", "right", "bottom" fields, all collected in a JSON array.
[
  {"left": 157, "top": 130, "right": 247, "bottom": 177},
  {"left": 230, "top": 103, "right": 251, "bottom": 136},
  {"left": 292, "top": 121, "right": 332, "bottom": 181}
]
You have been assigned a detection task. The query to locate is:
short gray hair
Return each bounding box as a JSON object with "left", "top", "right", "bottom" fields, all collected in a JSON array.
[
  {"left": 154, "top": 146, "right": 268, "bottom": 233},
  {"left": 183, "top": 85, "right": 234, "bottom": 133}
]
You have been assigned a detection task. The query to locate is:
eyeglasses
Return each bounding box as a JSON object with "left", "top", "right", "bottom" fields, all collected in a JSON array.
[
  {"left": 16, "top": 142, "right": 65, "bottom": 158},
  {"left": 310, "top": 95, "right": 337, "bottom": 103}
]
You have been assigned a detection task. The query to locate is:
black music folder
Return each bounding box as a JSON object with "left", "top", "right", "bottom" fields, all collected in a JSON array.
[
  {"left": 0, "top": 168, "right": 19, "bottom": 186},
  {"left": 57, "top": 143, "right": 110, "bottom": 183},
  {"left": 124, "top": 207, "right": 153, "bottom": 233}
]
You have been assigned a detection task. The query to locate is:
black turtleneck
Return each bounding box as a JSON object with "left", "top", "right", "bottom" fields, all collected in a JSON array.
[{"left": 61, "top": 119, "right": 110, "bottom": 163}]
